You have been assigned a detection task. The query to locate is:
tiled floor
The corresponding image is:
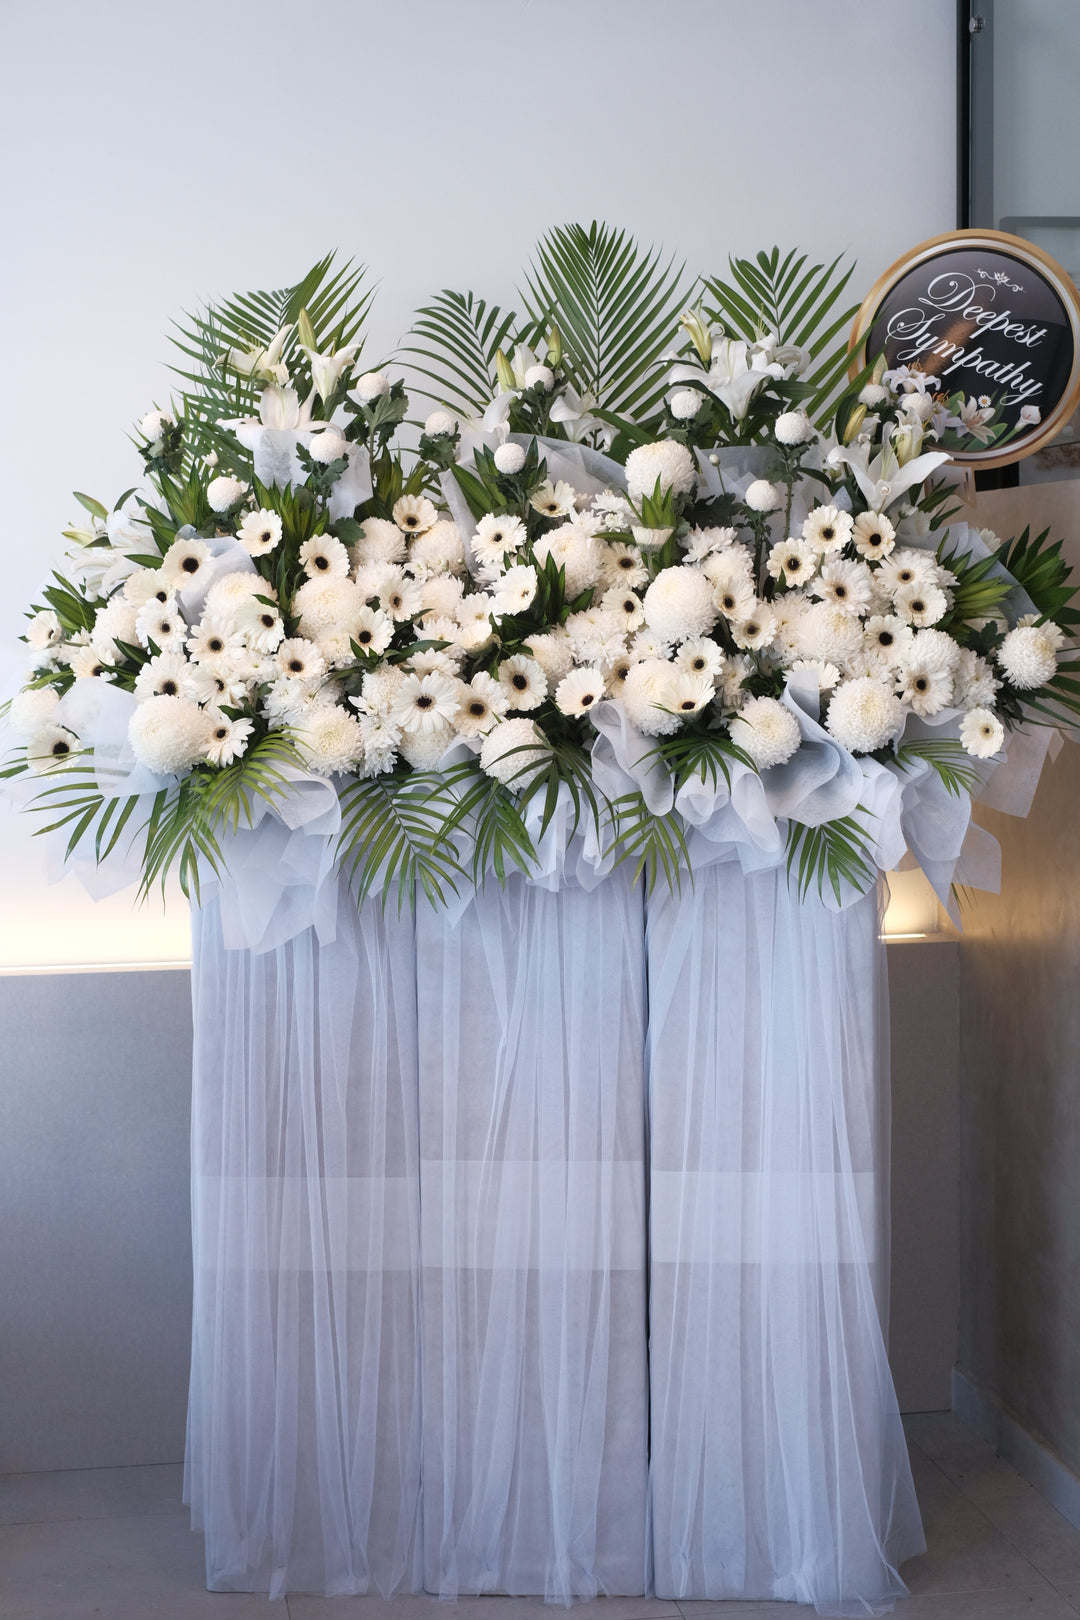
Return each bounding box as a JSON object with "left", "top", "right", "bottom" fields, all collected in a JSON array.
[{"left": 2, "top": 1416, "right": 1080, "bottom": 1619}]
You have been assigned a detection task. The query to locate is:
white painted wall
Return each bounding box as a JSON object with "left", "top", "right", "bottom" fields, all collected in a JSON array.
[{"left": 0, "top": 0, "right": 958, "bottom": 966}]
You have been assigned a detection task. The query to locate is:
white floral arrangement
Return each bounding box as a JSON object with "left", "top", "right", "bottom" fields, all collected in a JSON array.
[{"left": 5, "top": 231, "right": 1078, "bottom": 910}]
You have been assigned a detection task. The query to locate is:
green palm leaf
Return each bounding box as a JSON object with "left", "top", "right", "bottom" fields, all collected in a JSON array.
[{"left": 399, "top": 289, "right": 524, "bottom": 417}]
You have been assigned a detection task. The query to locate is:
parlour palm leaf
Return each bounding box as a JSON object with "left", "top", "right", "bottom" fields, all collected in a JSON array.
[
  {"left": 894, "top": 738, "right": 984, "bottom": 799},
  {"left": 608, "top": 791, "right": 690, "bottom": 894},
  {"left": 337, "top": 767, "right": 470, "bottom": 911},
  {"left": 785, "top": 808, "right": 876, "bottom": 906},
  {"left": 522, "top": 222, "right": 689, "bottom": 418},
  {"left": 400, "top": 290, "right": 523, "bottom": 417}
]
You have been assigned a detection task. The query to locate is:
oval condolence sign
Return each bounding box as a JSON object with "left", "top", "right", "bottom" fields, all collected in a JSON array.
[{"left": 850, "top": 228, "right": 1080, "bottom": 468}]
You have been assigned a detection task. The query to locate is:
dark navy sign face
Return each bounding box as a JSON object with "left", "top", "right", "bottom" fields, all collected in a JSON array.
[{"left": 865, "top": 246, "right": 1075, "bottom": 461}]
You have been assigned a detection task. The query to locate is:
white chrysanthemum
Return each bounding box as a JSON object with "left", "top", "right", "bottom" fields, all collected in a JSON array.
[
  {"left": 133, "top": 651, "right": 190, "bottom": 702},
  {"left": 494, "top": 442, "right": 527, "bottom": 474},
  {"left": 418, "top": 575, "right": 464, "bottom": 621},
  {"left": 399, "top": 718, "right": 455, "bottom": 769},
  {"left": 590, "top": 489, "right": 634, "bottom": 529},
  {"left": 357, "top": 665, "right": 407, "bottom": 717},
  {"left": 701, "top": 545, "right": 753, "bottom": 587},
  {"left": 203, "top": 572, "right": 274, "bottom": 621},
  {"left": 492, "top": 564, "right": 538, "bottom": 616},
  {"left": 136, "top": 598, "right": 186, "bottom": 653},
  {"left": 1016, "top": 613, "right": 1068, "bottom": 651},
  {"left": 893, "top": 580, "right": 948, "bottom": 627},
  {"left": 729, "top": 695, "right": 801, "bottom": 770},
  {"left": 669, "top": 388, "right": 703, "bottom": 421},
  {"left": 953, "top": 648, "right": 999, "bottom": 709},
  {"left": 802, "top": 505, "right": 854, "bottom": 554},
  {"left": 390, "top": 670, "right": 460, "bottom": 734},
  {"left": 910, "top": 628, "right": 960, "bottom": 673},
  {"left": 598, "top": 541, "right": 648, "bottom": 590},
  {"left": 309, "top": 429, "right": 348, "bottom": 464},
  {"left": 564, "top": 607, "right": 627, "bottom": 666},
  {"left": 625, "top": 440, "right": 696, "bottom": 503},
  {"left": 826, "top": 677, "right": 904, "bottom": 753},
  {"left": 479, "top": 717, "right": 550, "bottom": 787},
  {"left": 160, "top": 537, "right": 212, "bottom": 591},
  {"left": 600, "top": 583, "right": 646, "bottom": 633},
  {"left": 629, "top": 628, "right": 673, "bottom": 663},
  {"left": 684, "top": 525, "right": 740, "bottom": 563},
  {"left": 205, "top": 713, "right": 254, "bottom": 767},
  {"left": 353, "top": 371, "right": 390, "bottom": 402},
  {"left": 206, "top": 475, "right": 247, "bottom": 513},
  {"left": 455, "top": 594, "right": 496, "bottom": 652},
  {"left": 643, "top": 566, "right": 717, "bottom": 643},
  {"left": 350, "top": 516, "right": 407, "bottom": 569},
  {"left": 276, "top": 638, "right": 327, "bottom": 681},
  {"left": 128, "top": 693, "right": 211, "bottom": 773},
  {"left": 895, "top": 659, "right": 954, "bottom": 716},
  {"left": 236, "top": 598, "right": 286, "bottom": 652},
  {"left": 555, "top": 666, "right": 605, "bottom": 717},
  {"left": 665, "top": 669, "right": 714, "bottom": 718},
  {"left": 25, "top": 720, "right": 79, "bottom": 772},
  {"left": 296, "top": 705, "right": 365, "bottom": 776},
  {"left": 621, "top": 657, "right": 682, "bottom": 736},
  {"left": 731, "top": 603, "right": 778, "bottom": 652},
  {"left": 523, "top": 629, "right": 575, "bottom": 683},
  {"left": 357, "top": 712, "right": 402, "bottom": 777},
  {"left": 498, "top": 654, "right": 547, "bottom": 711},
  {"left": 138, "top": 408, "right": 172, "bottom": 442},
  {"left": 123, "top": 568, "right": 171, "bottom": 607},
  {"left": 810, "top": 558, "right": 874, "bottom": 617},
  {"left": 675, "top": 637, "right": 724, "bottom": 680},
  {"left": 529, "top": 479, "right": 578, "bottom": 520},
  {"left": 532, "top": 524, "right": 602, "bottom": 597},
  {"left": 454, "top": 672, "right": 508, "bottom": 738},
  {"left": 424, "top": 409, "right": 457, "bottom": 436},
  {"left": 770, "top": 593, "right": 812, "bottom": 657},
  {"left": 797, "top": 601, "right": 864, "bottom": 666},
  {"left": 294, "top": 575, "right": 364, "bottom": 636},
  {"left": 774, "top": 409, "right": 814, "bottom": 445},
  {"left": 524, "top": 363, "right": 555, "bottom": 391},
  {"left": 91, "top": 599, "right": 139, "bottom": 656},
  {"left": 863, "top": 615, "right": 915, "bottom": 668},
  {"left": 720, "top": 654, "right": 753, "bottom": 708},
  {"left": 392, "top": 494, "right": 438, "bottom": 536},
  {"left": 766, "top": 536, "right": 817, "bottom": 585},
  {"left": 473, "top": 512, "right": 528, "bottom": 572},
  {"left": 998, "top": 625, "right": 1059, "bottom": 689},
  {"left": 858, "top": 382, "right": 889, "bottom": 407},
  {"left": 744, "top": 479, "right": 783, "bottom": 513},
  {"left": 409, "top": 518, "right": 466, "bottom": 576},
  {"left": 878, "top": 547, "right": 941, "bottom": 593},
  {"left": 26, "top": 610, "right": 63, "bottom": 650},
  {"left": 237, "top": 508, "right": 283, "bottom": 556},
  {"left": 852, "top": 510, "right": 896, "bottom": 560},
  {"left": 790, "top": 658, "right": 841, "bottom": 692},
  {"left": 299, "top": 534, "right": 350, "bottom": 579},
  {"left": 960, "top": 707, "right": 1005, "bottom": 758},
  {"left": 8, "top": 686, "right": 61, "bottom": 736},
  {"left": 410, "top": 645, "right": 463, "bottom": 678}
]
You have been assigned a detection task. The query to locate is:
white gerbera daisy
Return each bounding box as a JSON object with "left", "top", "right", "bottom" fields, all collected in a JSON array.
[
  {"left": 603, "top": 654, "right": 633, "bottom": 693},
  {"left": 522, "top": 629, "right": 574, "bottom": 683},
  {"left": 960, "top": 707, "right": 1005, "bottom": 758},
  {"left": 893, "top": 580, "right": 948, "bottom": 627},
  {"left": 377, "top": 569, "right": 424, "bottom": 622},
  {"left": 160, "top": 537, "right": 212, "bottom": 591},
  {"left": 803, "top": 505, "right": 854, "bottom": 554},
  {"left": 675, "top": 637, "right": 724, "bottom": 680},
  {"left": 299, "top": 534, "right": 351, "bottom": 578},
  {"left": 877, "top": 547, "right": 941, "bottom": 593},
  {"left": 206, "top": 476, "right": 248, "bottom": 513},
  {"left": 237, "top": 509, "right": 283, "bottom": 556},
  {"left": 529, "top": 479, "right": 578, "bottom": 520},
  {"left": 455, "top": 594, "right": 496, "bottom": 652},
  {"left": 600, "top": 584, "right": 646, "bottom": 633},
  {"left": 454, "top": 672, "right": 508, "bottom": 738},
  {"left": 709, "top": 568, "right": 757, "bottom": 623},
  {"left": 26, "top": 723, "right": 80, "bottom": 772},
  {"left": 731, "top": 603, "right": 777, "bottom": 652},
  {"left": 186, "top": 661, "right": 249, "bottom": 707},
  {"left": 295, "top": 706, "right": 365, "bottom": 776},
  {"left": 492, "top": 564, "right": 538, "bottom": 616},
  {"left": 344, "top": 604, "right": 394, "bottom": 657},
  {"left": 598, "top": 541, "right": 648, "bottom": 590},
  {"left": 895, "top": 659, "right": 953, "bottom": 716},
  {"left": 7, "top": 687, "right": 61, "bottom": 736},
  {"left": 625, "top": 442, "right": 696, "bottom": 503},
  {"left": 479, "top": 717, "right": 550, "bottom": 787},
  {"left": 236, "top": 598, "right": 286, "bottom": 651},
  {"left": 128, "top": 693, "right": 211, "bottom": 773},
  {"left": 810, "top": 558, "right": 874, "bottom": 617},
  {"left": 825, "top": 676, "right": 904, "bottom": 753},
  {"left": 187, "top": 620, "right": 244, "bottom": 662},
  {"left": 27, "top": 610, "right": 63, "bottom": 650},
  {"left": 390, "top": 671, "right": 460, "bottom": 734},
  {"left": 621, "top": 657, "right": 682, "bottom": 736},
  {"left": 472, "top": 512, "right": 528, "bottom": 573},
  {"left": 665, "top": 669, "right": 714, "bottom": 717},
  {"left": 204, "top": 713, "right": 254, "bottom": 766},
  {"left": 392, "top": 494, "right": 438, "bottom": 536},
  {"left": 643, "top": 566, "right": 717, "bottom": 643},
  {"left": 276, "top": 638, "right": 327, "bottom": 681},
  {"left": 498, "top": 654, "right": 547, "bottom": 711},
  {"left": 123, "top": 568, "right": 173, "bottom": 608},
  {"left": 729, "top": 695, "right": 801, "bottom": 769},
  {"left": 133, "top": 651, "right": 192, "bottom": 703},
  {"left": 555, "top": 666, "right": 606, "bottom": 717},
  {"left": 766, "top": 536, "right": 817, "bottom": 585},
  {"left": 135, "top": 600, "right": 186, "bottom": 653},
  {"left": 997, "top": 625, "right": 1059, "bottom": 689},
  {"left": 863, "top": 615, "right": 915, "bottom": 668},
  {"left": 852, "top": 511, "right": 896, "bottom": 560}
]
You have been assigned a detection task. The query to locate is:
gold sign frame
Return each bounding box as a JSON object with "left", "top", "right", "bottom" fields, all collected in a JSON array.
[{"left": 849, "top": 228, "right": 1080, "bottom": 470}]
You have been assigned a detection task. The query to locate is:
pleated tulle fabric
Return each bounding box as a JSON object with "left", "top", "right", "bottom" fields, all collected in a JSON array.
[
  {"left": 645, "top": 863, "right": 925, "bottom": 1617},
  {"left": 414, "top": 870, "right": 650, "bottom": 1601},
  {"left": 184, "top": 884, "right": 423, "bottom": 1598}
]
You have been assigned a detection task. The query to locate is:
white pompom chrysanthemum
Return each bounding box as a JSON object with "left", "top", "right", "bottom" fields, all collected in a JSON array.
[
  {"left": 744, "top": 479, "right": 782, "bottom": 513},
  {"left": 729, "top": 695, "right": 801, "bottom": 770},
  {"left": 295, "top": 706, "right": 365, "bottom": 776},
  {"left": 621, "top": 657, "right": 682, "bottom": 736},
  {"left": 825, "top": 677, "right": 904, "bottom": 753},
  {"left": 128, "top": 694, "right": 211, "bottom": 774},
  {"left": 206, "top": 475, "right": 247, "bottom": 513},
  {"left": 774, "top": 409, "right": 814, "bottom": 445},
  {"left": 479, "top": 716, "right": 550, "bottom": 787},
  {"left": 643, "top": 566, "right": 717, "bottom": 643},
  {"left": 309, "top": 429, "right": 348, "bottom": 464},
  {"left": 524, "top": 364, "right": 555, "bottom": 391},
  {"left": 493, "top": 442, "right": 527, "bottom": 475},
  {"left": 353, "top": 371, "right": 390, "bottom": 403},
  {"left": 960, "top": 707, "right": 1005, "bottom": 758},
  {"left": 8, "top": 685, "right": 61, "bottom": 736},
  {"left": 997, "top": 625, "right": 1059, "bottom": 689},
  {"left": 669, "top": 389, "right": 703, "bottom": 421},
  {"left": 138, "top": 409, "right": 172, "bottom": 443},
  {"left": 625, "top": 440, "right": 696, "bottom": 503},
  {"left": 424, "top": 409, "right": 457, "bottom": 436}
]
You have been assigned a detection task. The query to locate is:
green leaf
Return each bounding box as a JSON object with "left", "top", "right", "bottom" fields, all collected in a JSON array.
[
  {"left": 400, "top": 289, "right": 523, "bottom": 417},
  {"left": 607, "top": 791, "right": 690, "bottom": 894},
  {"left": 785, "top": 808, "right": 876, "bottom": 905},
  {"left": 73, "top": 491, "right": 109, "bottom": 519},
  {"left": 337, "top": 768, "right": 470, "bottom": 910},
  {"left": 895, "top": 738, "right": 984, "bottom": 798}
]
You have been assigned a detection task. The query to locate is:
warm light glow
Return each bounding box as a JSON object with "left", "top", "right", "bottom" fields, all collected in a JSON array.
[
  {"left": 882, "top": 867, "right": 951, "bottom": 939},
  {"left": 0, "top": 959, "right": 192, "bottom": 976}
]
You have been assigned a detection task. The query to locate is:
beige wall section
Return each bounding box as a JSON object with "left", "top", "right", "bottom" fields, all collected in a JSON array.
[{"left": 956, "top": 481, "right": 1080, "bottom": 1477}]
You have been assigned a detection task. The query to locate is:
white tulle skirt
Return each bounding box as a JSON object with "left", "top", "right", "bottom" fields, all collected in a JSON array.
[{"left": 184, "top": 863, "right": 923, "bottom": 1613}]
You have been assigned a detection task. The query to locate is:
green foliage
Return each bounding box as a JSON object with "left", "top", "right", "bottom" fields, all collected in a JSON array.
[
  {"left": 400, "top": 290, "right": 523, "bottom": 417},
  {"left": 607, "top": 791, "right": 690, "bottom": 893},
  {"left": 785, "top": 809, "right": 876, "bottom": 905},
  {"left": 648, "top": 729, "right": 756, "bottom": 793},
  {"left": 937, "top": 538, "right": 1014, "bottom": 627},
  {"left": 995, "top": 525, "right": 1080, "bottom": 632},
  {"left": 337, "top": 767, "right": 473, "bottom": 910},
  {"left": 895, "top": 738, "right": 984, "bottom": 798}
]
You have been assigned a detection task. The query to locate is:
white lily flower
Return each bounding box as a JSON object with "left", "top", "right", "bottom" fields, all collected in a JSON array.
[
  {"left": 221, "top": 323, "right": 294, "bottom": 385},
  {"left": 302, "top": 341, "right": 361, "bottom": 403},
  {"left": 826, "top": 423, "right": 951, "bottom": 512},
  {"left": 703, "top": 338, "right": 777, "bottom": 421}
]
